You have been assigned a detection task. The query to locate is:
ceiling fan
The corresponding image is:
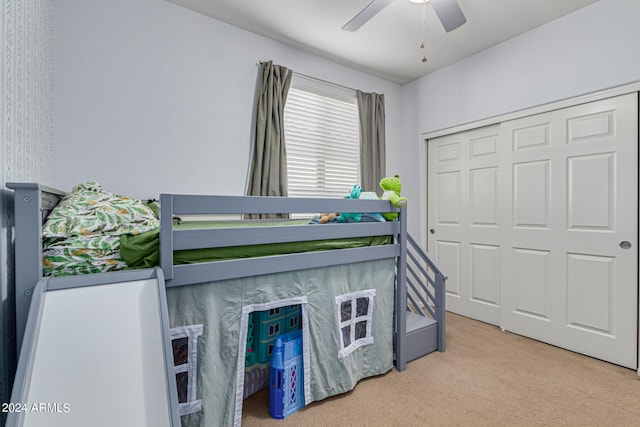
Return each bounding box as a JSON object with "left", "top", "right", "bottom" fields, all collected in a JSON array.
[{"left": 342, "top": 0, "right": 467, "bottom": 33}]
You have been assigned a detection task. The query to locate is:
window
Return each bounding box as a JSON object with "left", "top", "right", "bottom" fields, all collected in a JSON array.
[
  {"left": 335, "top": 289, "right": 376, "bottom": 358},
  {"left": 268, "top": 322, "right": 281, "bottom": 336},
  {"left": 284, "top": 76, "right": 360, "bottom": 199},
  {"left": 269, "top": 307, "right": 281, "bottom": 316},
  {"left": 170, "top": 324, "right": 204, "bottom": 416},
  {"left": 289, "top": 316, "right": 299, "bottom": 329}
]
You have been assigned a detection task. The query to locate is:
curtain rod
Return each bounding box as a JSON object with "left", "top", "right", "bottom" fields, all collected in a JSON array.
[
  {"left": 258, "top": 61, "right": 356, "bottom": 93},
  {"left": 292, "top": 71, "right": 357, "bottom": 93}
]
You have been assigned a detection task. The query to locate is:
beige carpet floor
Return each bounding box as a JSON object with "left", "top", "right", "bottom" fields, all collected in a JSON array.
[{"left": 242, "top": 312, "right": 640, "bottom": 426}]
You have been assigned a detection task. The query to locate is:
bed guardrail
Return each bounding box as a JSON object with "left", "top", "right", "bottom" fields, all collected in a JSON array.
[
  {"left": 159, "top": 194, "right": 401, "bottom": 286},
  {"left": 6, "top": 182, "right": 68, "bottom": 352}
]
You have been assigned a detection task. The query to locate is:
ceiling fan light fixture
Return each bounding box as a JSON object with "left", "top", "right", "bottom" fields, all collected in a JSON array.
[{"left": 408, "top": 0, "right": 431, "bottom": 4}]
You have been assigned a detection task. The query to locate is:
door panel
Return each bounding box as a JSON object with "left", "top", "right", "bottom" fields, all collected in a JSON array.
[
  {"left": 470, "top": 167, "right": 498, "bottom": 226},
  {"left": 513, "top": 160, "right": 550, "bottom": 228},
  {"left": 567, "top": 153, "right": 614, "bottom": 230},
  {"left": 470, "top": 244, "right": 500, "bottom": 306},
  {"left": 437, "top": 240, "right": 461, "bottom": 297},
  {"left": 428, "top": 125, "right": 502, "bottom": 325},
  {"left": 512, "top": 248, "right": 550, "bottom": 320},
  {"left": 436, "top": 171, "right": 461, "bottom": 224},
  {"left": 566, "top": 253, "right": 614, "bottom": 334}
]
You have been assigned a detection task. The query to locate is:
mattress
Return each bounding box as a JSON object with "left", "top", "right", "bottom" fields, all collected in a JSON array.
[{"left": 120, "top": 219, "right": 391, "bottom": 269}]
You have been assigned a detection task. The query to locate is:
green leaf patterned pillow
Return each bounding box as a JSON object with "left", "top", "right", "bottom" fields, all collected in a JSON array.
[{"left": 42, "top": 181, "right": 159, "bottom": 238}]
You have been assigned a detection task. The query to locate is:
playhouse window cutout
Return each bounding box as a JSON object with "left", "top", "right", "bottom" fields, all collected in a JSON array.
[
  {"left": 170, "top": 324, "right": 204, "bottom": 416},
  {"left": 335, "top": 289, "right": 376, "bottom": 358},
  {"left": 356, "top": 297, "right": 369, "bottom": 316},
  {"left": 341, "top": 300, "right": 352, "bottom": 322},
  {"left": 175, "top": 371, "right": 189, "bottom": 403},
  {"left": 172, "top": 337, "right": 189, "bottom": 365},
  {"left": 355, "top": 321, "right": 367, "bottom": 340}
]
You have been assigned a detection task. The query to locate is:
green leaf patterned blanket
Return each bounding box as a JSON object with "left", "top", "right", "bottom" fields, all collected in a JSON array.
[{"left": 42, "top": 181, "right": 159, "bottom": 276}]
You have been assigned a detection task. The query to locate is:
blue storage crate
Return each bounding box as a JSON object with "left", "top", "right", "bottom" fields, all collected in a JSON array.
[{"left": 269, "top": 329, "right": 305, "bottom": 419}]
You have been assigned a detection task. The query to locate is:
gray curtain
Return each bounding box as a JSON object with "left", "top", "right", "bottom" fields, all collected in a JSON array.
[
  {"left": 356, "top": 90, "right": 386, "bottom": 193},
  {"left": 246, "top": 61, "right": 292, "bottom": 200}
]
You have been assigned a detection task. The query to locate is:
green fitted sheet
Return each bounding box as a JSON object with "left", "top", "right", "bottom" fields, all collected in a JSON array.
[{"left": 120, "top": 219, "right": 391, "bottom": 269}]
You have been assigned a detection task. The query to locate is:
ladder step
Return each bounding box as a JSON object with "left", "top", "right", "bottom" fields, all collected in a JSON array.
[
  {"left": 406, "top": 310, "right": 437, "bottom": 333},
  {"left": 405, "top": 310, "right": 439, "bottom": 362}
]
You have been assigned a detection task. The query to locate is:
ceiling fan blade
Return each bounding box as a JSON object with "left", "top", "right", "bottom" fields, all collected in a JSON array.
[
  {"left": 431, "top": 0, "right": 467, "bottom": 32},
  {"left": 342, "top": 0, "right": 395, "bottom": 31}
]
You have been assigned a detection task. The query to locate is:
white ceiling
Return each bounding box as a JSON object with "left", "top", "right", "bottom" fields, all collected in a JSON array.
[{"left": 166, "top": 0, "right": 600, "bottom": 85}]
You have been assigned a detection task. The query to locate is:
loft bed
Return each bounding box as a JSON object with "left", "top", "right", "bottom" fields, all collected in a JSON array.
[{"left": 7, "top": 182, "right": 446, "bottom": 427}]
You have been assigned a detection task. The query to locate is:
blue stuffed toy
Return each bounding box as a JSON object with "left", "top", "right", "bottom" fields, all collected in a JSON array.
[{"left": 336, "top": 185, "right": 363, "bottom": 222}]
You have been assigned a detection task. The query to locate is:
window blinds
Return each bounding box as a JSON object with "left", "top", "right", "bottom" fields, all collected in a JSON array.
[{"left": 284, "top": 86, "right": 360, "bottom": 199}]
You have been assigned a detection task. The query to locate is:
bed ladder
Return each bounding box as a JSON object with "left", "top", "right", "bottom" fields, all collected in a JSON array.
[{"left": 396, "top": 232, "right": 446, "bottom": 369}]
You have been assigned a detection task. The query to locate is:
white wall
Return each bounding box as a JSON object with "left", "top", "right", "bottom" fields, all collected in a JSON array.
[
  {"left": 53, "top": 0, "right": 402, "bottom": 200},
  {"left": 398, "top": 0, "right": 640, "bottom": 238},
  {"left": 54, "top": 0, "right": 640, "bottom": 238}
]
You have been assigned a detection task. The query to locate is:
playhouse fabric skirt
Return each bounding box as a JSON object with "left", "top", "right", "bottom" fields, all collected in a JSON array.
[{"left": 165, "top": 258, "right": 395, "bottom": 427}]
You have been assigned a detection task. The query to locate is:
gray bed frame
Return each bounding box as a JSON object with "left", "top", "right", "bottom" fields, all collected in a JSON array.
[{"left": 7, "top": 182, "right": 446, "bottom": 374}]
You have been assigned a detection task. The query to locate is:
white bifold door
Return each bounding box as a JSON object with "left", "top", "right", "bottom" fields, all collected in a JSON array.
[{"left": 428, "top": 93, "right": 638, "bottom": 369}]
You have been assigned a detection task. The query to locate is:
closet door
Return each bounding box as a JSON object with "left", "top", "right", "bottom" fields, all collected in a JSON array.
[
  {"left": 428, "top": 92, "right": 638, "bottom": 368},
  {"left": 428, "top": 125, "right": 502, "bottom": 326},
  {"left": 500, "top": 93, "right": 638, "bottom": 369}
]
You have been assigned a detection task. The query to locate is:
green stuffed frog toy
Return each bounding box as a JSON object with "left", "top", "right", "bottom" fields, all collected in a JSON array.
[{"left": 380, "top": 175, "right": 407, "bottom": 221}]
